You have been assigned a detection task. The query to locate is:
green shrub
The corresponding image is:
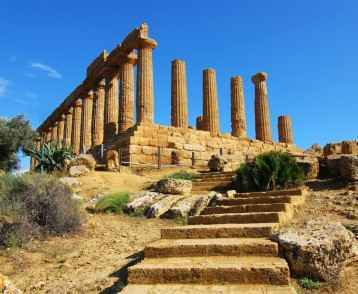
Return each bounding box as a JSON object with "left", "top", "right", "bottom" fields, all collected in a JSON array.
[
  {"left": 298, "top": 277, "right": 320, "bottom": 289},
  {"left": 24, "top": 142, "right": 74, "bottom": 173},
  {"left": 166, "top": 171, "right": 197, "bottom": 181},
  {"left": 236, "top": 151, "right": 305, "bottom": 192},
  {"left": 0, "top": 173, "right": 82, "bottom": 247},
  {"left": 94, "top": 192, "right": 129, "bottom": 214}
]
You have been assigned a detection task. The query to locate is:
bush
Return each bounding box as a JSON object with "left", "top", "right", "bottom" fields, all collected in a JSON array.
[
  {"left": 166, "top": 171, "right": 197, "bottom": 181},
  {"left": 0, "top": 173, "right": 82, "bottom": 247},
  {"left": 236, "top": 151, "right": 305, "bottom": 192},
  {"left": 94, "top": 192, "right": 129, "bottom": 214},
  {"left": 298, "top": 277, "right": 320, "bottom": 289}
]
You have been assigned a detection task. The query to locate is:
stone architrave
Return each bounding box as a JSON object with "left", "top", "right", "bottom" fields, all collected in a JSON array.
[
  {"left": 105, "top": 74, "right": 119, "bottom": 140},
  {"left": 278, "top": 115, "right": 293, "bottom": 144},
  {"left": 171, "top": 59, "right": 188, "bottom": 128},
  {"left": 231, "top": 76, "right": 247, "bottom": 138},
  {"left": 119, "top": 53, "right": 136, "bottom": 132},
  {"left": 136, "top": 38, "right": 157, "bottom": 124},
  {"left": 81, "top": 90, "right": 94, "bottom": 153},
  {"left": 58, "top": 114, "right": 65, "bottom": 145},
  {"left": 72, "top": 99, "right": 82, "bottom": 155},
  {"left": 203, "top": 68, "right": 220, "bottom": 136},
  {"left": 51, "top": 122, "right": 58, "bottom": 142},
  {"left": 64, "top": 107, "right": 73, "bottom": 147},
  {"left": 93, "top": 79, "right": 105, "bottom": 146},
  {"left": 252, "top": 72, "right": 272, "bottom": 142}
]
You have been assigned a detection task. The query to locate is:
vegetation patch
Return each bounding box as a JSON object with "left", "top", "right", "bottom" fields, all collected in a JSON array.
[
  {"left": 298, "top": 277, "right": 321, "bottom": 289},
  {"left": 94, "top": 192, "right": 130, "bottom": 214},
  {"left": 236, "top": 151, "right": 304, "bottom": 192},
  {"left": 166, "top": 171, "right": 198, "bottom": 181}
]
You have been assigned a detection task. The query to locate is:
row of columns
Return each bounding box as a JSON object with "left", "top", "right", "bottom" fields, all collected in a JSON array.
[{"left": 170, "top": 63, "right": 293, "bottom": 144}]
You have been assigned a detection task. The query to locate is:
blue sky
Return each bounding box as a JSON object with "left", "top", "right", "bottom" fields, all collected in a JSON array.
[{"left": 0, "top": 0, "right": 357, "bottom": 170}]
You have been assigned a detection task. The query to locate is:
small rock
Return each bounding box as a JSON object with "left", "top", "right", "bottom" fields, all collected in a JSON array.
[
  {"left": 146, "top": 195, "right": 184, "bottom": 218},
  {"left": 162, "top": 195, "right": 208, "bottom": 219},
  {"left": 208, "top": 155, "right": 227, "bottom": 172},
  {"left": 59, "top": 177, "right": 81, "bottom": 188},
  {"left": 226, "top": 190, "right": 237, "bottom": 199},
  {"left": 125, "top": 191, "right": 167, "bottom": 215},
  {"left": 69, "top": 165, "right": 90, "bottom": 177},
  {"left": 156, "top": 178, "right": 192, "bottom": 195},
  {"left": 68, "top": 154, "right": 96, "bottom": 171},
  {"left": 106, "top": 150, "right": 120, "bottom": 172}
]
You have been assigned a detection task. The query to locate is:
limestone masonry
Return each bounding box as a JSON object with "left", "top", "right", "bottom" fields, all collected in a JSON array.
[{"left": 36, "top": 23, "right": 302, "bottom": 169}]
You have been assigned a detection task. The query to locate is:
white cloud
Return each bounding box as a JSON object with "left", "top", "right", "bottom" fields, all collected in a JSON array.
[
  {"left": 0, "top": 77, "right": 10, "bottom": 96},
  {"left": 30, "top": 62, "right": 62, "bottom": 79}
]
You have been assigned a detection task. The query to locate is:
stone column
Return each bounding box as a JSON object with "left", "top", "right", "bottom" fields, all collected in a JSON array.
[
  {"left": 57, "top": 114, "right": 65, "bottom": 145},
  {"left": 252, "top": 72, "right": 272, "bottom": 142},
  {"left": 93, "top": 79, "right": 105, "bottom": 146},
  {"left": 105, "top": 74, "right": 119, "bottom": 140},
  {"left": 196, "top": 116, "right": 205, "bottom": 130},
  {"left": 51, "top": 122, "right": 58, "bottom": 142},
  {"left": 64, "top": 107, "right": 73, "bottom": 147},
  {"left": 119, "top": 53, "right": 135, "bottom": 132},
  {"left": 171, "top": 59, "right": 188, "bottom": 128},
  {"left": 46, "top": 128, "right": 52, "bottom": 143},
  {"left": 203, "top": 68, "right": 220, "bottom": 136},
  {"left": 136, "top": 38, "right": 157, "bottom": 124},
  {"left": 72, "top": 99, "right": 82, "bottom": 155},
  {"left": 278, "top": 115, "right": 293, "bottom": 144},
  {"left": 231, "top": 76, "right": 247, "bottom": 138},
  {"left": 81, "top": 90, "right": 94, "bottom": 153}
]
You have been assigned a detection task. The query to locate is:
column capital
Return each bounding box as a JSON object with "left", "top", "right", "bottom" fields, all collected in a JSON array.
[
  {"left": 53, "top": 121, "right": 58, "bottom": 126},
  {"left": 67, "top": 107, "right": 73, "bottom": 114},
  {"left": 138, "top": 38, "right": 157, "bottom": 49},
  {"left": 172, "top": 59, "right": 185, "bottom": 65},
  {"left": 74, "top": 99, "right": 82, "bottom": 107},
  {"left": 203, "top": 68, "right": 216, "bottom": 74},
  {"left": 60, "top": 114, "right": 66, "bottom": 121},
  {"left": 231, "top": 75, "right": 243, "bottom": 83},
  {"left": 97, "top": 78, "right": 106, "bottom": 89},
  {"left": 251, "top": 72, "right": 268, "bottom": 84},
  {"left": 124, "top": 51, "right": 137, "bottom": 64},
  {"left": 86, "top": 90, "right": 94, "bottom": 99}
]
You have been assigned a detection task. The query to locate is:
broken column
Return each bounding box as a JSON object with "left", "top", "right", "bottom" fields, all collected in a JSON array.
[
  {"left": 278, "top": 115, "right": 293, "bottom": 144},
  {"left": 58, "top": 114, "right": 65, "bottom": 145},
  {"left": 64, "top": 107, "right": 73, "bottom": 147},
  {"left": 51, "top": 121, "right": 58, "bottom": 142},
  {"left": 119, "top": 53, "right": 136, "bottom": 132},
  {"left": 93, "top": 79, "right": 105, "bottom": 146},
  {"left": 171, "top": 59, "right": 188, "bottom": 128},
  {"left": 105, "top": 74, "right": 119, "bottom": 140},
  {"left": 196, "top": 116, "right": 205, "bottom": 130},
  {"left": 81, "top": 90, "right": 94, "bottom": 153},
  {"left": 252, "top": 72, "right": 272, "bottom": 142},
  {"left": 231, "top": 76, "right": 247, "bottom": 138},
  {"left": 203, "top": 68, "right": 220, "bottom": 136},
  {"left": 72, "top": 99, "right": 82, "bottom": 155},
  {"left": 136, "top": 38, "right": 157, "bottom": 124}
]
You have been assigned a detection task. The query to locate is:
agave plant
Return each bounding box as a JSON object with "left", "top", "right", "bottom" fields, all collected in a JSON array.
[{"left": 25, "top": 142, "right": 74, "bottom": 173}]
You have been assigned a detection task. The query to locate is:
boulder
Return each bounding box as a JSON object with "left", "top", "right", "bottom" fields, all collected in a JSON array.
[
  {"left": 68, "top": 154, "right": 96, "bottom": 171},
  {"left": 146, "top": 195, "right": 184, "bottom": 218},
  {"left": 106, "top": 150, "right": 120, "bottom": 172},
  {"left": 208, "top": 154, "right": 227, "bottom": 172},
  {"left": 296, "top": 156, "right": 319, "bottom": 179},
  {"left": 226, "top": 190, "right": 237, "bottom": 199},
  {"left": 68, "top": 165, "right": 89, "bottom": 177},
  {"left": 0, "top": 274, "right": 22, "bottom": 294},
  {"left": 276, "top": 219, "right": 354, "bottom": 281},
  {"left": 59, "top": 177, "right": 81, "bottom": 189},
  {"left": 339, "top": 155, "right": 358, "bottom": 181},
  {"left": 190, "top": 192, "right": 218, "bottom": 216},
  {"left": 162, "top": 195, "right": 210, "bottom": 219},
  {"left": 156, "top": 178, "right": 192, "bottom": 195},
  {"left": 125, "top": 191, "right": 167, "bottom": 215},
  {"left": 304, "top": 143, "right": 323, "bottom": 156}
]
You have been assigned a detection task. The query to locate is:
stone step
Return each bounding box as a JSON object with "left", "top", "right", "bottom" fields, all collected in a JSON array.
[
  {"left": 188, "top": 212, "right": 283, "bottom": 225},
  {"left": 237, "top": 188, "right": 307, "bottom": 198},
  {"left": 128, "top": 256, "right": 290, "bottom": 285},
  {"left": 121, "top": 284, "right": 297, "bottom": 294},
  {"left": 218, "top": 196, "right": 296, "bottom": 206},
  {"left": 145, "top": 238, "right": 278, "bottom": 258},
  {"left": 193, "top": 177, "right": 234, "bottom": 183},
  {"left": 161, "top": 223, "right": 277, "bottom": 239},
  {"left": 192, "top": 181, "right": 233, "bottom": 188},
  {"left": 201, "top": 203, "right": 288, "bottom": 215}
]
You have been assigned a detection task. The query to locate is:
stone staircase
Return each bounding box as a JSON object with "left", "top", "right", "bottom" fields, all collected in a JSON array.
[
  {"left": 122, "top": 188, "right": 307, "bottom": 294},
  {"left": 191, "top": 171, "right": 236, "bottom": 193}
]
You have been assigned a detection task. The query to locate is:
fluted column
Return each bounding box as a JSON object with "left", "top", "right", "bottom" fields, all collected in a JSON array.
[
  {"left": 81, "top": 90, "right": 94, "bottom": 153},
  {"left": 119, "top": 53, "right": 136, "bottom": 132},
  {"left": 136, "top": 38, "right": 157, "bottom": 124},
  {"left": 64, "top": 107, "right": 73, "bottom": 147},
  {"left": 58, "top": 114, "right": 65, "bottom": 145},
  {"left": 196, "top": 116, "right": 205, "bottom": 130},
  {"left": 46, "top": 128, "right": 52, "bottom": 143},
  {"left": 231, "top": 76, "right": 247, "bottom": 138},
  {"left": 51, "top": 122, "right": 58, "bottom": 142},
  {"left": 105, "top": 74, "right": 119, "bottom": 140},
  {"left": 203, "top": 68, "right": 220, "bottom": 136},
  {"left": 252, "top": 72, "right": 272, "bottom": 142},
  {"left": 93, "top": 79, "right": 105, "bottom": 146},
  {"left": 278, "top": 115, "right": 293, "bottom": 144},
  {"left": 72, "top": 99, "right": 82, "bottom": 155},
  {"left": 171, "top": 59, "right": 188, "bottom": 128}
]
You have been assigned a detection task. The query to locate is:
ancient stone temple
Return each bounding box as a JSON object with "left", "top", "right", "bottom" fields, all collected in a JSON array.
[{"left": 36, "top": 23, "right": 299, "bottom": 169}]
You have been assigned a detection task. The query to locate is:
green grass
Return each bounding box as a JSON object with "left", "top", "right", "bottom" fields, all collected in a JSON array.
[
  {"left": 298, "top": 277, "right": 320, "bottom": 289},
  {"left": 94, "top": 192, "right": 130, "bottom": 214},
  {"left": 166, "top": 171, "right": 198, "bottom": 181}
]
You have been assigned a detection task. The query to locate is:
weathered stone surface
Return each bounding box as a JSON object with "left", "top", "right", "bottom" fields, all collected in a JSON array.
[
  {"left": 81, "top": 90, "right": 94, "bottom": 152},
  {"left": 231, "top": 76, "right": 247, "bottom": 138},
  {"left": 106, "top": 150, "right": 120, "bottom": 171},
  {"left": 278, "top": 115, "right": 293, "bottom": 144},
  {"left": 0, "top": 274, "right": 22, "bottom": 294},
  {"left": 146, "top": 195, "right": 184, "bottom": 218},
  {"left": 226, "top": 190, "right": 237, "bottom": 199},
  {"left": 208, "top": 155, "right": 227, "bottom": 172},
  {"left": 72, "top": 99, "right": 82, "bottom": 155},
  {"left": 59, "top": 177, "right": 81, "bottom": 189},
  {"left": 339, "top": 155, "right": 358, "bottom": 181},
  {"left": 171, "top": 59, "right": 188, "bottom": 128},
  {"left": 69, "top": 165, "right": 90, "bottom": 177},
  {"left": 105, "top": 74, "right": 119, "bottom": 139},
  {"left": 342, "top": 140, "right": 358, "bottom": 154},
  {"left": 69, "top": 154, "right": 96, "bottom": 171},
  {"left": 304, "top": 143, "right": 322, "bottom": 156},
  {"left": 92, "top": 79, "right": 105, "bottom": 146},
  {"left": 296, "top": 155, "right": 319, "bottom": 179},
  {"left": 276, "top": 219, "right": 354, "bottom": 281},
  {"left": 162, "top": 195, "right": 209, "bottom": 219},
  {"left": 156, "top": 178, "right": 192, "bottom": 195},
  {"left": 125, "top": 191, "right": 166, "bottom": 214}
]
